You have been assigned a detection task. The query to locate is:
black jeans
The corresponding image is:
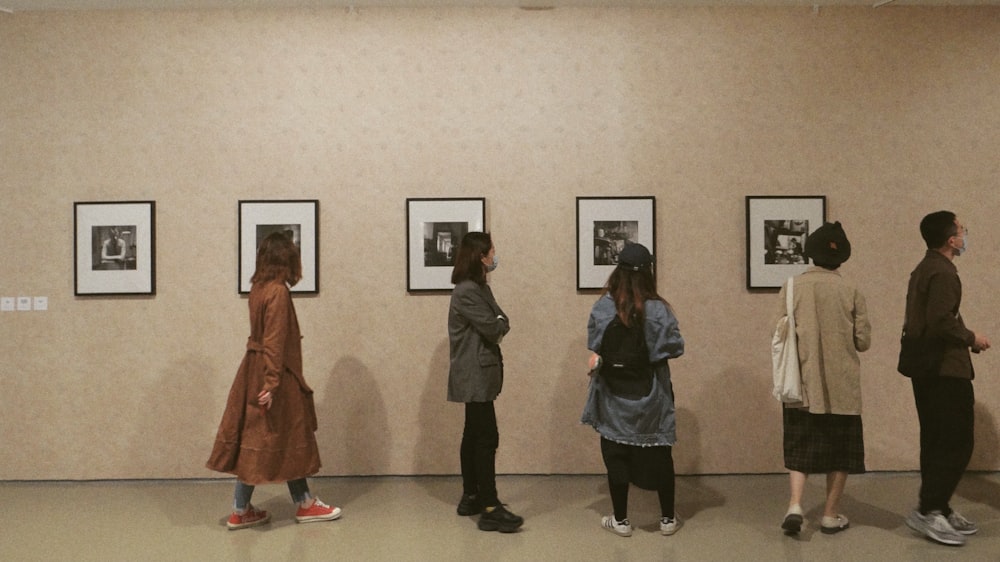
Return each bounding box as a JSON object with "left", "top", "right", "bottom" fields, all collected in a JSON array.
[
  {"left": 461, "top": 401, "right": 499, "bottom": 507},
  {"left": 911, "top": 377, "right": 975, "bottom": 515}
]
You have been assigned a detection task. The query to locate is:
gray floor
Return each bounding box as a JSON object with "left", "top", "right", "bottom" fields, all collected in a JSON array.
[{"left": 2, "top": 473, "right": 999, "bottom": 561}]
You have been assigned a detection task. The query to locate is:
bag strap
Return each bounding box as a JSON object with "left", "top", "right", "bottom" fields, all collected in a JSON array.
[{"left": 786, "top": 277, "right": 795, "bottom": 333}]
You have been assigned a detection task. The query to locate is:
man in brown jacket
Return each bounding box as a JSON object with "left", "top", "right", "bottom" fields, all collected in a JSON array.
[{"left": 900, "top": 211, "right": 990, "bottom": 546}]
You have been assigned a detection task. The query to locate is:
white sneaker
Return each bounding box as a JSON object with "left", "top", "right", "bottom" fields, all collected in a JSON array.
[
  {"left": 601, "top": 515, "right": 632, "bottom": 537},
  {"left": 821, "top": 514, "right": 850, "bottom": 535},
  {"left": 905, "top": 510, "right": 965, "bottom": 546},
  {"left": 660, "top": 515, "right": 682, "bottom": 536},
  {"left": 947, "top": 511, "right": 978, "bottom": 535}
]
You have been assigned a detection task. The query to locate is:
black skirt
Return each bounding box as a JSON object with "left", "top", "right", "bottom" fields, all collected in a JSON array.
[
  {"left": 601, "top": 437, "right": 673, "bottom": 491},
  {"left": 783, "top": 408, "right": 865, "bottom": 474}
]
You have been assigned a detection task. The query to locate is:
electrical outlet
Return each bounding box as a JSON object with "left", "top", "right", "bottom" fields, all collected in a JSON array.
[{"left": 17, "top": 296, "right": 32, "bottom": 311}]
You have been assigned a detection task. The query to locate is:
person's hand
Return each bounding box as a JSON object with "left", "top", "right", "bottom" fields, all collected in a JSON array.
[
  {"left": 973, "top": 333, "right": 991, "bottom": 353},
  {"left": 257, "top": 389, "right": 273, "bottom": 410},
  {"left": 588, "top": 353, "right": 602, "bottom": 376}
]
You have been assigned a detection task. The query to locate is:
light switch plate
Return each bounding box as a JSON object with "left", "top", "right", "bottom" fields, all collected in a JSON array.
[
  {"left": 1, "top": 297, "right": 13, "bottom": 312},
  {"left": 33, "top": 296, "right": 48, "bottom": 311},
  {"left": 17, "top": 296, "right": 32, "bottom": 311}
]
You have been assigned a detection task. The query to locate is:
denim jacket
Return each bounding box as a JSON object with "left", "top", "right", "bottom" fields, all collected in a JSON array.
[{"left": 581, "top": 294, "right": 685, "bottom": 446}]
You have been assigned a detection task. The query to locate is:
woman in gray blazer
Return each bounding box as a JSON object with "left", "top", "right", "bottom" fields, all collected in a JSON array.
[{"left": 448, "top": 231, "right": 523, "bottom": 533}]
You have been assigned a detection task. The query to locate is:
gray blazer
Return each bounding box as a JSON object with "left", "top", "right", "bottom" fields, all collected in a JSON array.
[{"left": 448, "top": 279, "right": 510, "bottom": 403}]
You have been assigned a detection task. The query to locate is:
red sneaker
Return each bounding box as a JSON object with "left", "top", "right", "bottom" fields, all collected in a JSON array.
[
  {"left": 227, "top": 505, "right": 271, "bottom": 530},
  {"left": 295, "top": 498, "right": 342, "bottom": 523}
]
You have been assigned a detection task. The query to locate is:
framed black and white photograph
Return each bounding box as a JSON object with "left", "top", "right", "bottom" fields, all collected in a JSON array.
[
  {"left": 406, "top": 198, "right": 485, "bottom": 292},
  {"left": 576, "top": 196, "right": 656, "bottom": 290},
  {"left": 746, "top": 195, "right": 827, "bottom": 290},
  {"left": 239, "top": 200, "right": 319, "bottom": 294},
  {"left": 74, "top": 201, "right": 156, "bottom": 296}
]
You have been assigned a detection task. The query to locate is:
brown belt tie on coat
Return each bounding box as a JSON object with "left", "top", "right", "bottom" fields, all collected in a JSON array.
[{"left": 246, "top": 340, "right": 265, "bottom": 352}]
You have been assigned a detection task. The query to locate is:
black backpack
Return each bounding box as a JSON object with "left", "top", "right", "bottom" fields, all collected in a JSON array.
[{"left": 599, "top": 314, "right": 653, "bottom": 399}]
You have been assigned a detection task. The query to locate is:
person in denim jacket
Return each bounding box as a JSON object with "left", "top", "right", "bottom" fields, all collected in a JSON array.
[{"left": 581, "top": 242, "right": 685, "bottom": 538}]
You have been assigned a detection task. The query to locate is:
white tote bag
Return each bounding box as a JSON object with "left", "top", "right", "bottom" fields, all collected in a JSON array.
[{"left": 771, "top": 277, "right": 803, "bottom": 403}]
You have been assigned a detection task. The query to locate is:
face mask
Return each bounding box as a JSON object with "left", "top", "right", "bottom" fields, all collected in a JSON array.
[
  {"left": 486, "top": 255, "right": 499, "bottom": 272},
  {"left": 954, "top": 234, "right": 968, "bottom": 256}
]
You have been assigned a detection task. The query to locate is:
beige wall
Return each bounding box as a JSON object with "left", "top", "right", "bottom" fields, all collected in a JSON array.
[{"left": 1, "top": 6, "right": 998, "bottom": 480}]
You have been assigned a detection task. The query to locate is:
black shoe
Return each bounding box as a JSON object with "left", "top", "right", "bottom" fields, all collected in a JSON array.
[
  {"left": 478, "top": 504, "right": 524, "bottom": 533},
  {"left": 782, "top": 513, "right": 803, "bottom": 535},
  {"left": 457, "top": 494, "right": 482, "bottom": 516}
]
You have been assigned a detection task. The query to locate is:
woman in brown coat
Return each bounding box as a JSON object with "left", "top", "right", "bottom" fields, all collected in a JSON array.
[{"left": 206, "top": 231, "right": 341, "bottom": 530}]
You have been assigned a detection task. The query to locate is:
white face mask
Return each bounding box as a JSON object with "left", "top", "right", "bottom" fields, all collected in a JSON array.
[
  {"left": 486, "top": 255, "right": 499, "bottom": 272},
  {"left": 954, "top": 234, "right": 968, "bottom": 256}
]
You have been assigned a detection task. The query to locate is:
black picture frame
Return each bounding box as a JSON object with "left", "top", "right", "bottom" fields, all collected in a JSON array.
[
  {"left": 406, "top": 197, "right": 485, "bottom": 292},
  {"left": 576, "top": 196, "right": 656, "bottom": 290},
  {"left": 74, "top": 201, "right": 156, "bottom": 296},
  {"left": 745, "top": 195, "right": 827, "bottom": 290},
  {"left": 239, "top": 200, "right": 319, "bottom": 294}
]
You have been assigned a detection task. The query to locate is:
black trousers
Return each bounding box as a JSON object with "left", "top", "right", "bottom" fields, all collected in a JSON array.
[
  {"left": 911, "top": 377, "right": 975, "bottom": 515},
  {"left": 601, "top": 437, "right": 675, "bottom": 520},
  {"left": 460, "top": 401, "right": 499, "bottom": 507}
]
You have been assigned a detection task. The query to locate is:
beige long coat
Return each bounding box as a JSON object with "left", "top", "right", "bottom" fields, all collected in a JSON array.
[
  {"left": 206, "top": 280, "right": 321, "bottom": 485},
  {"left": 777, "top": 267, "right": 871, "bottom": 415}
]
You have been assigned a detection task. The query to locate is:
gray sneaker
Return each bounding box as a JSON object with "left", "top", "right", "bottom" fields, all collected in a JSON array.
[
  {"left": 905, "top": 510, "right": 966, "bottom": 546},
  {"left": 947, "top": 511, "right": 978, "bottom": 535}
]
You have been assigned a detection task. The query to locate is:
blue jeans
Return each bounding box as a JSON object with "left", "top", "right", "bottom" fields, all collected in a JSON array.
[{"left": 233, "top": 479, "right": 311, "bottom": 511}]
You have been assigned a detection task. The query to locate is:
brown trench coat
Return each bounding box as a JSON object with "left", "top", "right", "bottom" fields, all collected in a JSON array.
[{"left": 206, "top": 280, "right": 321, "bottom": 485}]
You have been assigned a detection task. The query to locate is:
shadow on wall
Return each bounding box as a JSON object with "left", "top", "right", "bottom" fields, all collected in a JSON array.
[
  {"left": 954, "top": 403, "right": 1000, "bottom": 511},
  {"left": 689, "top": 366, "right": 781, "bottom": 473},
  {"left": 970, "top": 402, "right": 999, "bottom": 471},
  {"left": 413, "top": 340, "right": 462, "bottom": 473},
  {"left": 551, "top": 338, "right": 603, "bottom": 474},
  {"left": 674, "top": 407, "right": 703, "bottom": 476},
  {"left": 676, "top": 370, "right": 721, "bottom": 475},
  {"left": 414, "top": 339, "right": 464, "bottom": 504},
  {"left": 316, "top": 356, "right": 389, "bottom": 479},
  {"left": 137, "top": 356, "right": 220, "bottom": 479}
]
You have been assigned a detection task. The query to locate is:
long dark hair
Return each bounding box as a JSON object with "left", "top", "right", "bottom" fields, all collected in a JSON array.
[
  {"left": 604, "top": 265, "right": 668, "bottom": 328},
  {"left": 451, "top": 231, "right": 492, "bottom": 285},
  {"left": 251, "top": 231, "right": 302, "bottom": 287}
]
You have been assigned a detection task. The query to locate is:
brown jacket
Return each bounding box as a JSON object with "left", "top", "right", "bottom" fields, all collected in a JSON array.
[
  {"left": 901, "top": 250, "right": 976, "bottom": 379},
  {"left": 206, "top": 280, "right": 321, "bottom": 484}
]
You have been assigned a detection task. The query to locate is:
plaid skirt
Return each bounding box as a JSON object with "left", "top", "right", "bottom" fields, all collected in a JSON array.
[{"left": 783, "top": 408, "right": 865, "bottom": 474}]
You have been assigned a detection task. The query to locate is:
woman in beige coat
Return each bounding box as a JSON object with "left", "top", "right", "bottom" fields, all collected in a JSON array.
[
  {"left": 778, "top": 222, "right": 871, "bottom": 536},
  {"left": 206, "top": 232, "right": 340, "bottom": 530}
]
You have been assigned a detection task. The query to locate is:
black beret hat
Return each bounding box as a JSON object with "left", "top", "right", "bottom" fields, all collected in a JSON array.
[{"left": 805, "top": 221, "right": 851, "bottom": 266}]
